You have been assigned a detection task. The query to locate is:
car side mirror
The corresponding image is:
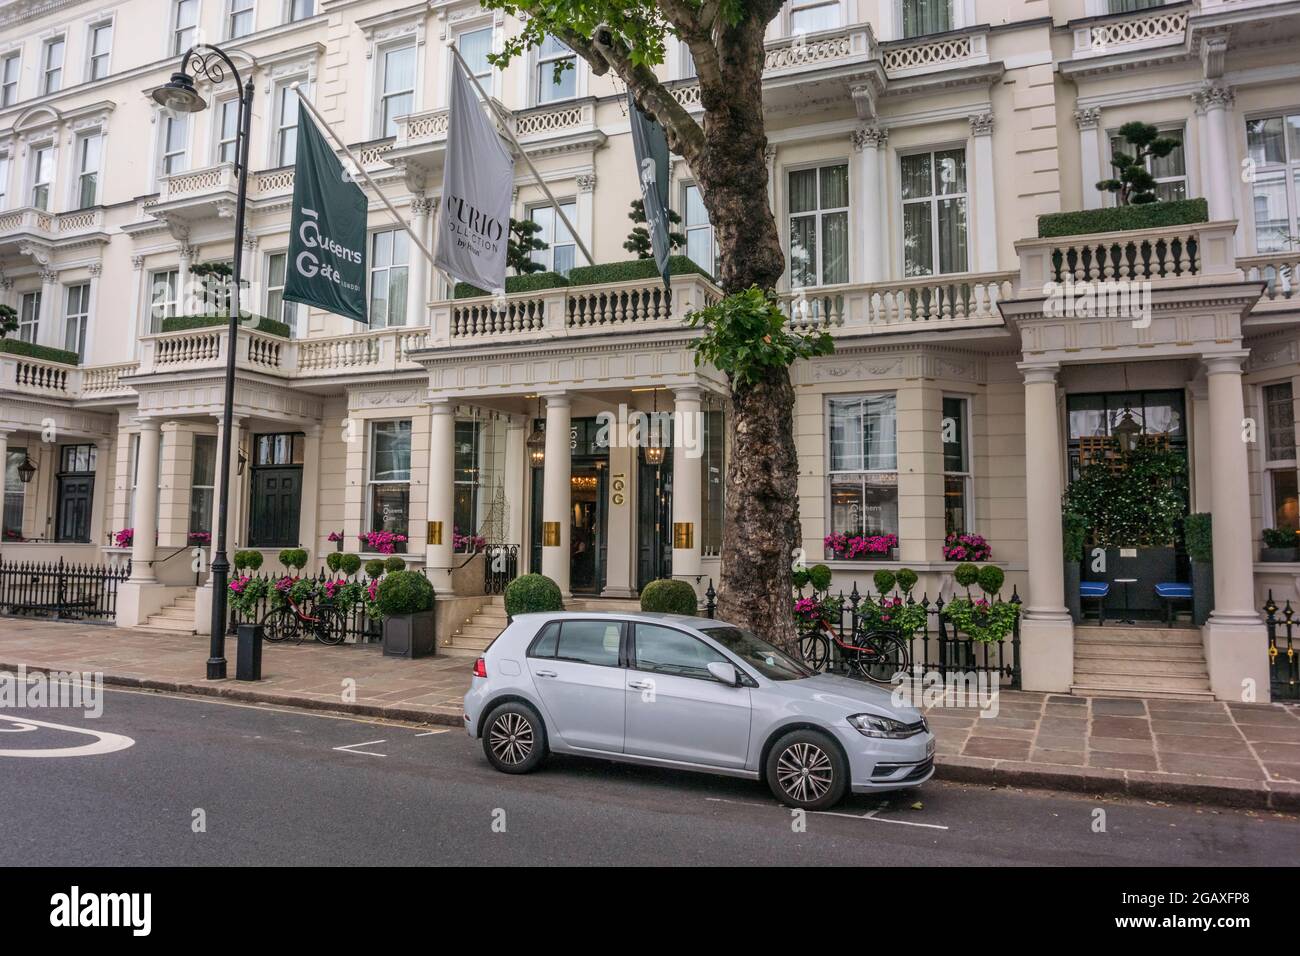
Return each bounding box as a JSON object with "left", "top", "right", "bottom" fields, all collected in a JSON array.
[{"left": 707, "top": 661, "right": 740, "bottom": 686}]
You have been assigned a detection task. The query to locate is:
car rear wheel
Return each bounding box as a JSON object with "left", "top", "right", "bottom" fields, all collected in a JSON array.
[
  {"left": 765, "top": 729, "right": 848, "bottom": 811},
  {"left": 482, "top": 701, "right": 547, "bottom": 774}
]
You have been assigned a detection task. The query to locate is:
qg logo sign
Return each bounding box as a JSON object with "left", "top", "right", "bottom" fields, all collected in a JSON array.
[{"left": 295, "top": 208, "right": 362, "bottom": 292}]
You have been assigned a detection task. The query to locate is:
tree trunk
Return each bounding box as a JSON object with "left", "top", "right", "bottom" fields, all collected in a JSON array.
[{"left": 690, "top": 18, "right": 799, "bottom": 652}]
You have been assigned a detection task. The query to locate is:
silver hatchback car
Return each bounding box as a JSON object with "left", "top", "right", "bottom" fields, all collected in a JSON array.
[{"left": 464, "top": 611, "right": 935, "bottom": 810}]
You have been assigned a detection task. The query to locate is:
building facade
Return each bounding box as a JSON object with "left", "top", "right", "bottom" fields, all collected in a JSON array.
[{"left": 0, "top": 0, "right": 1297, "bottom": 699}]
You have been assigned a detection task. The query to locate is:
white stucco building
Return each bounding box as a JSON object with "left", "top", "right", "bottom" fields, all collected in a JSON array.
[{"left": 1, "top": 0, "right": 1297, "bottom": 701}]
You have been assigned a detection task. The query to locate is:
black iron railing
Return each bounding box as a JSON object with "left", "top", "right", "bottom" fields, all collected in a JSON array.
[
  {"left": 0, "top": 556, "right": 131, "bottom": 622},
  {"left": 483, "top": 544, "right": 520, "bottom": 595},
  {"left": 1264, "top": 591, "right": 1300, "bottom": 701},
  {"left": 227, "top": 569, "right": 387, "bottom": 643}
]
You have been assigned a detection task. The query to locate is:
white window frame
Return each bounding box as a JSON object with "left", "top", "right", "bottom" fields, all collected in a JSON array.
[
  {"left": 63, "top": 282, "right": 91, "bottom": 358},
  {"left": 825, "top": 392, "right": 900, "bottom": 543},
  {"left": 0, "top": 152, "right": 9, "bottom": 209},
  {"left": 367, "top": 419, "right": 412, "bottom": 541},
  {"left": 285, "top": 0, "right": 314, "bottom": 23},
  {"left": 1106, "top": 123, "right": 1188, "bottom": 206},
  {"left": 214, "top": 97, "right": 239, "bottom": 165},
  {"left": 272, "top": 78, "right": 303, "bottom": 167},
  {"left": 534, "top": 35, "right": 577, "bottom": 106},
  {"left": 1, "top": 52, "right": 19, "bottom": 107},
  {"left": 788, "top": 0, "right": 844, "bottom": 35},
  {"left": 264, "top": 250, "right": 302, "bottom": 335},
  {"left": 1246, "top": 109, "right": 1300, "bottom": 254},
  {"left": 149, "top": 268, "right": 180, "bottom": 332},
  {"left": 160, "top": 113, "right": 189, "bottom": 176},
  {"left": 368, "top": 228, "right": 410, "bottom": 328},
  {"left": 73, "top": 130, "right": 102, "bottom": 208},
  {"left": 942, "top": 394, "right": 973, "bottom": 535},
  {"left": 681, "top": 182, "right": 717, "bottom": 278},
  {"left": 1262, "top": 380, "right": 1298, "bottom": 531},
  {"left": 786, "top": 160, "right": 850, "bottom": 289},
  {"left": 899, "top": 145, "right": 969, "bottom": 278},
  {"left": 227, "top": 0, "right": 255, "bottom": 39},
  {"left": 172, "top": 0, "right": 199, "bottom": 57},
  {"left": 30, "top": 142, "right": 54, "bottom": 210},
  {"left": 526, "top": 200, "right": 578, "bottom": 275},
  {"left": 18, "top": 290, "right": 40, "bottom": 342},
  {"left": 457, "top": 25, "right": 495, "bottom": 83},
  {"left": 87, "top": 20, "right": 113, "bottom": 81},
  {"left": 42, "top": 36, "right": 65, "bottom": 96},
  {"left": 375, "top": 40, "right": 416, "bottom": 139}
]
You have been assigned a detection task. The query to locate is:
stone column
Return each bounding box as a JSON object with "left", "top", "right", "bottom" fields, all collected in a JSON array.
[
  {"left": 299, "top": 423, "right": 322, "bottom": 560},
  {"left": 129, "top": 419, "right": 161, "bottom": 582},
  {"left": 671, "top": 387, "right": 703, "bottom": 580},
  {"left": 575, "top": 175, "right": 597, "bottom": 269},
  {"left": 1194, "top": 85, "right": 1236, "bottom": 223},
  {"left": 35, "top": 269, "right": 59, "bottom": 348},
  {"left": 178, "top": 243, "right": 195, "bottom": 315},
  {"left": 896, "top": 379, "right": 946, "bottom": 564},
  {"left": 227, "top": 416, "right": 246, "bottom": 554},
  {"left": 425, "top": 399, "right": 456, "bottom": 593},
  {"left": 970, "top": 114, "right": 998, "bottom": 272},
  {"left": 0, "top": 428, "right": 9, "bottom": 548},
  {"left": 408, "top": 196, "right": 432, "bottom": 324},
  {"left": 1190, "top": 376, "right": 1213, "bottom": 512},
  {"left": 602, "top": 415, "right": 636, "bottom": 598},
  {"left": 1075, "top": 108, "right": 1103, "bottom": 211},
  {"left": 1017, "top": 363, "right": 1073, "bottom": 692},
  {"left": 540, "top": 393, "right": 571, "bottom": 595},
  {"left": 852, "top": 126, "right": 886, "bottom": 283},
  {"left": 504, "top": 418, "right": 526, "bottom": 549}
]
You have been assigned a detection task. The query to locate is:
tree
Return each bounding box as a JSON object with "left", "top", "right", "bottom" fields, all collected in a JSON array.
[
  {"left": 1096, "top": 121, "right": 1180, "bottom": 206},
  {"left": 623, "top": 198, "right": 685, "bottom": 259},
  {"left": 191, "top": 261, "right": 235, "bottom": 314},
  {"left": 485, "top": 2, "right": 828, "bottom": 650},
  {"left": 507, "top": 217, "right": 549, "bottom": 275},
  {"left": 0, "top": 303, "right": 17, "bottom": 339}
]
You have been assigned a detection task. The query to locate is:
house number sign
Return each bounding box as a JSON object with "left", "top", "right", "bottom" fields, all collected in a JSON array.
[{"left": 611, "top": 473, "right": 626, "bottom": 506}]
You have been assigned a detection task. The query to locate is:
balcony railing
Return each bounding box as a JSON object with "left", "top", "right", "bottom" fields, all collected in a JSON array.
[
  {"left": 1071, "top": 8, "right": 1188, "bottom": 58},
  {"left": 136, "top": 324, "right": 288, "bottom": 377},
  {"left": 0, "top": 352, "right": 76, "bottom": 397},
  {"left": 881, "top": 28, "right": 989, "bottom": 76},
  {"left": 1240, "top": 251, "right": 1300, "bottom": 309},
  {"left": 779, "top": 272, "right": 1016, "bottom": 332},
  {"left": 0, "top": 205, "right": 106, "bottom": 244},
  {"left": 764, "top": 23, "right": 879, "bottom": 74}
]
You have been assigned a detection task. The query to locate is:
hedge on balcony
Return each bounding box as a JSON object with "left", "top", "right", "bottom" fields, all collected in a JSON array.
[
  {"left": 454, "top": 271, "right": 569, "bottom": 299},
  {"left": 1036, "top": 198, "right": 1209, "bottom": 239},
  {"left": 0, "top": 338, "right": 80, "bottom": 365},
  {"left": 566, "top": 255, "right": 708, "bottom": 287},
  {"left": 160, "top": 314, "right": 291, "bottom": 338}
]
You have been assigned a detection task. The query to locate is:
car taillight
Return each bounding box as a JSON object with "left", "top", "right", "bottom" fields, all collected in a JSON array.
[{"left": 472, "top": 657, "right": 487, "bottom": 678}]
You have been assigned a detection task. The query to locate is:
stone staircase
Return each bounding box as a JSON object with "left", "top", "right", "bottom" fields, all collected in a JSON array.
[
  {"left": 446, "top": 595, "right": 644, "bottom": 653},
  {"left": 1071, "top": 625, "right": 1214, "bottom": 700},
  {"left": 137, "top": 588, "right": 197, "bottom": 634}
]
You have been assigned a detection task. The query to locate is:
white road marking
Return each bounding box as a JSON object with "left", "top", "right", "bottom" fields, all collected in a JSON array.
[
  {"left": 705, "top": 796, "right": 950, "bottom": 830},
  {"left": 333, "top": 739, "right": 388, "bottom": 757},
  {"left": 415, "top": 730, "right": 448, "bottom": 737},
  {"left": 0, "top": 716, "right": 135, "bottom": 758}
]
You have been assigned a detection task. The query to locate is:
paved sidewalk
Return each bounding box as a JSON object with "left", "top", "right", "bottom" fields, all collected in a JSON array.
[{"left": 0, "top": 617, "right": 1297, "bottom": 809}]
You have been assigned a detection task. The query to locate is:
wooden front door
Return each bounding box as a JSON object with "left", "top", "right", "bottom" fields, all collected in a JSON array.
[{"left": 248, "top": 467, "right": 302, "bottom": 548}]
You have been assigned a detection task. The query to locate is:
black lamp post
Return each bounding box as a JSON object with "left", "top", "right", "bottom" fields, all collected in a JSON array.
[{"left": 153, "top": 46, "right": 254, "bottom": 680}]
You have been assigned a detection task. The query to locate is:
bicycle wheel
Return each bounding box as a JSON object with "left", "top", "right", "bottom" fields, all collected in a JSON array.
[
  {"left": 798, "top": 629, "right": 831, "bottom": 672},
  {"left": 263, "top": 606, "right": 303, "bottom": 645},
  {"left": 847, "top": 631, "right": 910, "bottom": 685},
  {"left": 313, "top": 605, "right": 346, "bottom": 646}
]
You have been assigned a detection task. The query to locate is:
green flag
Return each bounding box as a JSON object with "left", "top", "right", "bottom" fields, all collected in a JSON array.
[{"left": 284, "top": 102, "right": 367, "bottom": 323}]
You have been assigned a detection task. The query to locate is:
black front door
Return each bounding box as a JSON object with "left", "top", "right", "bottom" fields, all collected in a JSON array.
[
  {"left": 56, "top": 475, "right": 94, "bottom": 543},
  {"left": 248, "top": 467, "right": 301, "bottom": 547},
  {"left": 637, "top": 450, "right": 673, "bottom": 591}
]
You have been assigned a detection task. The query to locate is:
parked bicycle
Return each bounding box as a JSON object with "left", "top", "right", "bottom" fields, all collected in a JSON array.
[
  {"left": 796, "top": 608, "right": 910, "bottom": 684},
  {"left": 262, "top": 595, "right": 346, "bottom": 646}
]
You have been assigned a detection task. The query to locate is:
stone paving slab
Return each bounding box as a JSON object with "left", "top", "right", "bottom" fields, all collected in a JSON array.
[{"left": 1, "top": 617, "right": 1298, "bottom": 810}]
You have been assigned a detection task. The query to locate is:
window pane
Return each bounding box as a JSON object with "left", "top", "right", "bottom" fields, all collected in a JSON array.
[
  {"left": 935, "top": 149, "right": 966, "bottom": 195},
  {"left": 388, "top": 266, "right": 408, "bottom": 326},
  {"left": 461, "top": 27, "right": 493, "bottom": 77},
  {"left": 1266, "top": 383, "right": 1296, "bottom": 461},
  {"left": 556, "top": 620, "right": 621, "bottom": 667},
  {"left": 371, "top": 420, "right": 412, "bottom": 481},
  {"left": 384, "top": 46, "right": 415, "bottom": 93},
  {"left": 903, "top": 202, "right": 933, "bottom": 276},
  {"left": 943, "top": 396, "right": 967, "bottom": 472},
  {"left": 861, "top": 476, "right": 899, "bottom": 535},
  {"left": 900, "top": 154, "right": 932, "bottom": 200},
  {"left": 944, "top": 475, "right": 968, "bottom": 535},
  {"left": 685, "top": 185, "right": 708, "bottom": 227},
  {"left": 1273, "top": 468, "right": 1299, "bottom": 532},
  {"left": 819, "top": 164, "right": 849, "bottom": 209},
  {"left": 788, "top": 168, "right": 818, "bottom": 214},
  {"left": 370, "top": 484, "right": 409, "bottom": 537},
  {"left": 902, "top": 0, "right": 952, "bottom": 38},
  {"left": 634, "top": 624, "right": 724, "bottom": 678},
  {"left": 791, "top": 2, "right": 841, "bottom": 34},
  {"left": 530, "top": 622, "right": 560, "bottom": 658},
  {"left": 822, "top": 210, "right": 848, "bottom": 285},
  {"left": 1252, "top": 169, "right": 1290, "bottom": 254},
  {"left": 789, "top": 215, "right": 817, "bottom": 288},
  {"left": 1150, "top": 129, "right": 1185, "bottom": 179},
  {"left": 268, "top": 252, "right": 286, "bottom": 286},
  {"left": 937, "top": 197, "right": 968, "bottom": 274},
  {"left": 1247, "top": 117, "right": 1286, "bottom": 166}
]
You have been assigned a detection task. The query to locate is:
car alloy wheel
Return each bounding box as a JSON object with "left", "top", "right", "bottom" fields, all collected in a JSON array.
[
  {"left": 488, "top": 712, "right": 534, "bottom": 767},
  {"left": 775, "top": 741, "right": 834, "bottom": 803}
]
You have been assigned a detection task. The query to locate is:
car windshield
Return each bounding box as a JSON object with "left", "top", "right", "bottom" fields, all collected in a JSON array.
[{"left": 700, "top": 626, "right": 814, "bottom": 681}]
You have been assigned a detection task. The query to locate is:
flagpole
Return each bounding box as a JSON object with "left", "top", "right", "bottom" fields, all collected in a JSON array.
[
  {"left": 290, "top": 83, "right": 457, "bottom": 289},
  {"left": 448, "top": 44, "right": 595, "bottom": 267}
]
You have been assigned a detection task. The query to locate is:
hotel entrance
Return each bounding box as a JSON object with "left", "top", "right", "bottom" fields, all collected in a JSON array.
[{"left": 529, "top": 417, "right": 608, "bottom": 594}]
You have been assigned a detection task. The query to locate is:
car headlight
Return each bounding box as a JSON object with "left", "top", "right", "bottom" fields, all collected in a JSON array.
[{"left": 847, "top": 713, "right": 921, "bottom": 739}]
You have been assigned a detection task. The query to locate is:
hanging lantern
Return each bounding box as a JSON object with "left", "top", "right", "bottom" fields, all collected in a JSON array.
[
  {"left": 17, "top": 455, "right": 37, "bottom": 484},
  {"left": 643, "top": 387, "right": 665, "bottom": 466},
  {"left": 1112, "top": 404, "right": 1142, "bottom": 454},
  {"left": 527, "top": 397, "right": 546, "bottom": 468}
]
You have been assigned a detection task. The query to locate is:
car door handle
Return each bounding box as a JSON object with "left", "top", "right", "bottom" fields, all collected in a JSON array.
[
  {"left": 627, "top": 680, "right": 652, "bottom": 690},
  {"left": 535, "top": 670, "right": 557, "bottom": 678}
]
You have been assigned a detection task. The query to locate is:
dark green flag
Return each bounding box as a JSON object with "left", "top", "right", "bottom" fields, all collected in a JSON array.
[{"left": 284, "top": 102, "right": 368, "bottom": 323}]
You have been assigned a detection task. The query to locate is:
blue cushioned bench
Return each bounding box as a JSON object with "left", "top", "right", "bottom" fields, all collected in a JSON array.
[
  {"left": 1080, "top": 581, "right": 1109, "bottom": 625},
  {"left": 1154, "top": 582, "right": 1193, "bottom": 626}
]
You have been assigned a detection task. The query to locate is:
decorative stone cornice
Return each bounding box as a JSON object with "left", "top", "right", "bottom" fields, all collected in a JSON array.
[
  {"left": 1073, "top": 107, "right": 1101, "bottom": 132},
  {"left": 851, "top": 125, "right": 888, "bottom": 151}
]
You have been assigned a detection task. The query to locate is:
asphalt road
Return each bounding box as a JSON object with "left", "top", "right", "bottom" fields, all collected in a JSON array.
[{"left": 1, "top": 687, "right": 1297, "bottom": 866}]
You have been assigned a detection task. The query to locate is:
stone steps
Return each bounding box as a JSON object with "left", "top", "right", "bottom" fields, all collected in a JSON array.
[
  {"left": 1071, "top": 681, "right": 1218, "bottom": 701},
  {"left": 1071, "top": 625, "right": 1211, "bottom": 700},
  {"left": 1074, "top": 656, "right": 1208, "bottom": 679},
  {"left": 1074, "top": 641, "right": 1206, "bottom": 661},
  {"left": 141, "top": 589, "right": 198, "bottom": 634}
]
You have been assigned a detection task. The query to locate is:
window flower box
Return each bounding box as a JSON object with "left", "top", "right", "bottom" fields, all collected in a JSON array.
[{"left": 824, "top": 532, "right": 898, "bottom": 562}]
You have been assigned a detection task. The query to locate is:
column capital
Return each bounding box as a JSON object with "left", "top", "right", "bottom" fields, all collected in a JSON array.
[
  {"left": 133, "top": 417, "right": 162, "bottom": 431},
  {"left": 1202, "top": 351, "right": 1249, "bottom": 376},
  {"left": 968, "top": 113, "right": 994, "bottom": 137},
  {"left": 1073, "top": 107, "right": 1101, "bottom": 131},
  {"left": 543, "top": 392, "right": 570, "bottom": 409},
  {"left": 576, "top": 172, "right": 597, "bottom": 193},
  {"left": 428, "top": 397, "right": 455, "bottom": 415},
  {"left": 1192, "top": 83, "right": 1234, "bottom": 112},
  {"left": 851, "top": 124, "right": 887, "bottom": 151},
  {"left": 1017, "top": 362, "right": 1060, "bottom": 385},
  {"left": 39, "top": 269, "right": 59, "bottom": 285},
  {"left": 411, "top": 194, "right": 437, "bottom": 216},
  {"left": 673, "top": 386, "right": 703, "bottom": 403},
  {"left": 178, "top": 243, "right": 198, "bottom": 260}
]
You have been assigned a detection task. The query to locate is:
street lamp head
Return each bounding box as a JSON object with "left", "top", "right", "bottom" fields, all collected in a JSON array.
[{"left": 152, "top": 71, "right": 207, "bottom": 113}]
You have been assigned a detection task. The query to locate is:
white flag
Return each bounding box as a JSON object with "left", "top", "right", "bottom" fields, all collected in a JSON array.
[{"left": 434, "top": 59, "right": 513, "bottom": 293}]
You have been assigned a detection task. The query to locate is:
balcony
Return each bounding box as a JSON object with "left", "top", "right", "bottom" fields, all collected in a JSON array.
[
  {"left": 144, "top": 164, "right": 241, "bottom": 232},
  {"left": 1063, "top": 5, "right": 1190, "bottom": 77},
  {"left": 134, "top": 324, "right": 291, "bottom": 378},
  {"left": 778, "top": 272, "right": 1016, "bottom": 335},
  {"left": 0, "top": 206, "right": 109, "bottom": 262}
]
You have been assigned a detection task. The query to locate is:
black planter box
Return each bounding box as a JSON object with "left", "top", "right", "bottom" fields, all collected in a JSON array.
[
  {"left": 1259, "top": 547, "right": 1297, "bottom": 563},
  {"left": 383, "top": 609, "right": 437, "bottom": 658},
  {"left": 1064, "top": 561, "right": 1082, "bottom": 623},
  {"left": 1190, "top": 559, "right": 1214, "bottom": 626},
  {"left": 236, "top": 623, "right": 263, "bottom": 681}
]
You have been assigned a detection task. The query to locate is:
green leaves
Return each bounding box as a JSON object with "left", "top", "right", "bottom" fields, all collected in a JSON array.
[
  {"left": 1062, "top": 445, "right": 1188, "bottom": 548},
  {"left": 1096, "top": 121, "right": 1182, "bottom": 206},
  {"left": 686, "top": 286, "right": 833, "bottom": 389}
]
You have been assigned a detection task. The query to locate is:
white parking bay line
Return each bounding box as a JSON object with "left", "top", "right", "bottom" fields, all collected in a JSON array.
[
  {"left": 415, "top": 730, "right": 449, "bottom": 737},
  {"left": 334, "top": 739, "right": 388, "bottom": 757},
  {"left": 705, "top": 796, "right": 950, "bottom": 831}
]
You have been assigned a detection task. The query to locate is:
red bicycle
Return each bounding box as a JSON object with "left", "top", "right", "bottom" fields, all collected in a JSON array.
[
  {"left": 263, "top": 596, "right": 346, "bottom": 646},
  {"left": 797, "top": 609, "right": 911, "bottom": 684}
]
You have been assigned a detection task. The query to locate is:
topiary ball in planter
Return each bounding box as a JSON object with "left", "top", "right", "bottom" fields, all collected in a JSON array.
[
  {"left": 808, "top": 564, "right": 833, "bottom": 592},
  {"left": 340, "top": 553, "right": 362, "bottom": 577},
  {"left": 384, "top": 555, "right": 406, "bottom": 573},
  {"left": 640, "top": 579, "right": 698, "bottom": 616},
  {"left": 376, "top": 570, "right": 435, "bottom": 616},
  {"left": 977, "top": 564, "right": 1005, "bottom": 598},
  {"left": 377, "top": 570, "right": 437, "bottom": 659},
  {"left": 326, "top": 552, "right": 344, "bottom": 573},
  {"left": 504, "top": 574, "right": 564, "bottom": 617},
  {"left": 873, "top": 569, "right": 897, "bottom": 596},
  {"left": 953, "top": 562, "right": 979, "bottom": 589},
  {"left": 896, "top": 567, "right": 918, "bottom": 595},
  {"left": 365, "top": 559, "right": 386, "bottom": 580},
  {"left": 279, "top": 548, "right": 308, "bottom": 572}
]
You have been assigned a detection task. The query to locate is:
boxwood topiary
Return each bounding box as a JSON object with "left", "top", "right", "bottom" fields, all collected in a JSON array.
[
  {"left": 791, "top": 568, "right": 810, "bottom": 590},
  {"left": 375, "top": 570, "right": 435, "bottom": 617},
  {"left": 453, "top": 271, "right": 569, "bottom": 298},
  {"left": 1063, "top": 511, "right": 1087, "bottom": 562},
  {"left": 326, "top": 552, "right": 344, "bottom": 573},
  {"left": 365, "top": 559, "right": 386, "bottom": 580},
  {"left": 873, "top": 569, "right": 896, "bottom": 595},
  {"left": 953, "top": 562, "right": 979, "bottom": 589},
  {"left": 977, "top": 564, "right": 1005, "bottom": 598},
  {"left": 340, "top": 553, "right": 362, "bottom": 576},
  {"left": 640, "top": 579, "right": 698, "bottom": 616},
  {"left": 566, "top": 255, "right": 708, "bottom": 287},
  {"left": 504, "top": 574, "right": 564, "bottom": 616},
  {"left": 807, "top": 564, "right": 832, "bottom": 592},
  {"left": 1036, "top": 198, "right": 1208, "bottom": 238},
  {"left": 0, "top": 338, "right": 81, "bottom": 366},
  {"left": 896, "top": 567, "right": 918, "bottom": 595},
  {"left": 384, "top": 556, "right": 406, "bottom": 573},
  {"left": 234, "top": 550, "right": 263, "bottom": 572},
  {"left": 279, "top": 548, "right": 308, "bottom": 571}
]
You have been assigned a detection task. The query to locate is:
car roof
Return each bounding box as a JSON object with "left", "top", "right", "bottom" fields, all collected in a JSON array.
[{"left": 511, "top": 611, "right": 728, "bottom": 625}]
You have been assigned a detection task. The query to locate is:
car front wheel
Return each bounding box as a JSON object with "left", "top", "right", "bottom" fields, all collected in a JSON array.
[
  {"left": 765, "top": 729, "right": 848, "bottom": 810},
  {"left": 482, "top": 702, "right": 548, "bottom": 775}
]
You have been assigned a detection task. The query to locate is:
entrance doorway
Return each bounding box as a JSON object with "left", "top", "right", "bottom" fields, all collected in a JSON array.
[
  {"left": 55, "top": 443, "right": 96, "bottom": 543},
  {"left": 247, "top": 432, "right": 303, "bottom": 548},
  {"left": 528, "top": 417, "right": 609, "bottom": 593},
  {"left": 637, "top": 447, "right": 673, "bottom": 591}
]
